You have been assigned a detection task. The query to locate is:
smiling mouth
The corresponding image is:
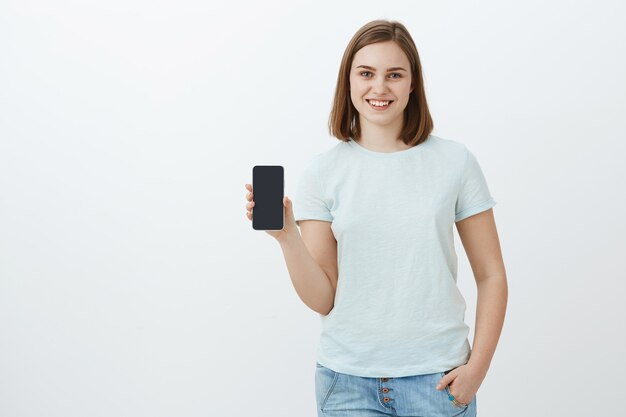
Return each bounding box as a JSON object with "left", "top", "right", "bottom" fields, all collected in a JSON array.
[{"left": 366, "top": 99, "right": 394, "bottom": 109}]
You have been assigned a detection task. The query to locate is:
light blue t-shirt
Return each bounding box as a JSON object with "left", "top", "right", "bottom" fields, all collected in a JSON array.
[{"left": 293, "top": 134, "right": 497, "bottom": 378}]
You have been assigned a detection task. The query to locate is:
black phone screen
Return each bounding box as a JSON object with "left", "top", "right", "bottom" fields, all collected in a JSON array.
[{"left": 252, "top": 165, "right": 284, "bottom": 231}]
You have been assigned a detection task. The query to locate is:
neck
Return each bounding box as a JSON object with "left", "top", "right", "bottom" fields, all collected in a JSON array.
[{"left": 356, "top": 114, "right": 408, "bottom": 152}]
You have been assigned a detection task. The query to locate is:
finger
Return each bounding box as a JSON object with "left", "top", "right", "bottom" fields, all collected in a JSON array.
[
  {"left": 284, "top": 197, "right": 293, "bottom": 219},
  {"left": 453, "top": 397, "right": 468, "bottom": 407},
  {"left": 246, "top": 192, "right": 253, "bottom": 201},
  {"left": 451, "top": 393, "right": 469, "bottom": 406},
  {"left": 436, "top": 376, "right": 448, "bottom": 390},
  {"left": 247, "top": 201, "right": 255, "bottom": 209},
  {"left": 445, "top": 385, "right": 467, "bottom": 406}
]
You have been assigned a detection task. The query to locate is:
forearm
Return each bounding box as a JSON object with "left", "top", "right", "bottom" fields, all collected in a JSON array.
[
  {"left": 278, "top": 232, "right": 335, "bottom": 315},
  {"left": 467, "top": 276, "right": 508, "bottom": 376}
]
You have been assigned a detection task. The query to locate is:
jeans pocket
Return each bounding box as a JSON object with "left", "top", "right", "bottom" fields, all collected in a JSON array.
[
  {"left": 439, "top": 372, "right": 469, "bottom": 410},
  {"left": 315, "top": 363, "right": 339, "bottom": 413}
]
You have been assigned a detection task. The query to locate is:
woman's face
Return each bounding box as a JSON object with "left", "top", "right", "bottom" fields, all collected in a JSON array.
[{"left": 349, "top": 41, "right": 413, "bottom": 127}]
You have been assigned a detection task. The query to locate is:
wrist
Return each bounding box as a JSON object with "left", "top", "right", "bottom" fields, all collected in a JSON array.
[
  {"left": 466, "top": 359, "right": 489, "bottom": 377},
  {"left": 277, "top": 230, "right": 301, "bottom": 246}
]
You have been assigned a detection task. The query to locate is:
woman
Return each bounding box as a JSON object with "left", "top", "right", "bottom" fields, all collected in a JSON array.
[{"left": 245, "top": 19, "right": 507, "bottom": 417}]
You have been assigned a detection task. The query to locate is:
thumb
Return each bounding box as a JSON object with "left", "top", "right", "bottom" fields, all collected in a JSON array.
[
  {"left": 436, "top": 375, "right": 449, "bottom": 390},
  {"left": 284, "top": 196, "right": 295, "bottom": 219}
]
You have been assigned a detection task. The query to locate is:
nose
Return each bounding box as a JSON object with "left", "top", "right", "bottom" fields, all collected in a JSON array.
[{"left": 372, "top": 75, "right": 390, "bottom": 94}]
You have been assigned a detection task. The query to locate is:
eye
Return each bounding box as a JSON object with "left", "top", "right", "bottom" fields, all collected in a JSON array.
[{"left": 359, "top": 71, "right": 402, "bottom": 79}]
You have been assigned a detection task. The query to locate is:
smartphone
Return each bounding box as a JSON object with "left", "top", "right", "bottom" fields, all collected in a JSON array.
[{"left": 252, "top": 165, "right": 284, "bottom": 231}]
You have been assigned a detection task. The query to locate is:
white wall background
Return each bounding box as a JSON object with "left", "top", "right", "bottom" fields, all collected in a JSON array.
[{"left": 1, "top": 0, "right": 625, "bottom": 416}]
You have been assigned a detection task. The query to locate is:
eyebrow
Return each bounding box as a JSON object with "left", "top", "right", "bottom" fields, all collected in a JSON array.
[{"left": 355, "top": 65, "right": 408, "bottom": 72}]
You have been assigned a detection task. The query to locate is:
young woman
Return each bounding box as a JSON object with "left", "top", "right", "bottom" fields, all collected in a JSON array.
[{"left": 245, "top": 19, "right": 507, "bottom": 417}]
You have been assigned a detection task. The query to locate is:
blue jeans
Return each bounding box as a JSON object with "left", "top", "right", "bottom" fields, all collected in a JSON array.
[{"left": 315, "top": 362, "right": 477, "bottom": 417}]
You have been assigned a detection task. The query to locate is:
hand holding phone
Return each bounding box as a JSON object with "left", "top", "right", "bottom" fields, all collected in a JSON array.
[{"left": 245, "top": 166, "right": 298, "bottom": 242}]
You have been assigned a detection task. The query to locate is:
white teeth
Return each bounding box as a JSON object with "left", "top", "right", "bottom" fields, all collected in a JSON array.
[{"left": 369, "top": 100, "right": 390, "bottom": 107}]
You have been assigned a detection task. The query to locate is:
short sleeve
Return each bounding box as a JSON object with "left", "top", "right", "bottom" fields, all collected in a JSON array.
[
  {"left": 455, "top": 146, "right": 497, "bottom": 222},
  {"left": 293, "top": 158, "right": 333, "bottom": 226}
]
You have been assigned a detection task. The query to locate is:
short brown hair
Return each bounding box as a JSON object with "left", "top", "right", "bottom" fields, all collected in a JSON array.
[{"left": 328, "top": 19, "right": 434, "bottom": 147}]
